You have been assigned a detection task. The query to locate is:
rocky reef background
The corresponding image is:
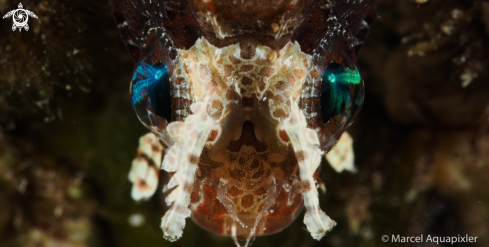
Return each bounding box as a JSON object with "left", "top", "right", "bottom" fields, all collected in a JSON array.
[{"left": 1, "top": 0, "right": 488, "bottom": 246}]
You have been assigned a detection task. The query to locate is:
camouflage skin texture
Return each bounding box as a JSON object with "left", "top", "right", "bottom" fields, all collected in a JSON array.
[{"left": 109, "top": 0, "right": 377, "bottom": 246}]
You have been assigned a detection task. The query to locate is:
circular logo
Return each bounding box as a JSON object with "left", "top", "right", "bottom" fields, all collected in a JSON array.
[
  {"left": 13, "top": 9, "right": 28, "bottom": 27},
  {"left": 382, "top": 235, "right": 389, "bottom": 242},
  {"left": 3, "top": 3, "right": 38, "bottom": 32}
]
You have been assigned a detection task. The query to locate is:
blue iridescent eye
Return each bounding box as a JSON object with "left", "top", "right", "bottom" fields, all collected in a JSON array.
[
  {"left": 131, "top": 61, "right": 172, "bottom": 129},
  {"left": 320, "top": 62, "right": 364, "bottom": 126}
]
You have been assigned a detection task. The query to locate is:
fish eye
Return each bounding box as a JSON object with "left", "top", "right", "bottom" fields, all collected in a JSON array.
[
  {"left": 320, "top": 62, "right": 364, "bottom": 128},
  {"left": 130, "top": 59, "right": 172, "bottom": 130}
]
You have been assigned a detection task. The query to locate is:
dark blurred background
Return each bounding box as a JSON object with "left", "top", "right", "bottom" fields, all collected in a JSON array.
[{"left": 1, "top": 0, "right": 488, "bottom": 246}]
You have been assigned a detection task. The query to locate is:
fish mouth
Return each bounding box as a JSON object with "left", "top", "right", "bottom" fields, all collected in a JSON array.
[
  {"left": 190, "top": 116, "right": 305, "bottom": 239},
  {"left": 181, "top": 37, "right": 313, "bottom": 239},
  {"left": 160, "top": 37, "right": 336, "bottom": 243}
]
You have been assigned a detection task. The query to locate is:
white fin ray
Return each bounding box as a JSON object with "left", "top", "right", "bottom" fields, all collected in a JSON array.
[
  {"left": 326, "top": 132, "right": 356, "bottom": 173},
  {"left": 230, "top": 177, "right": 280, "bottom": 247},
  {"left": 161, "top": 144, "right": 183, "bottom": 172},
  {"left": 160, "top": 101, "right": 217, "bottom": 241},
  {"left": 281, "top": 99, "right": 336, "bottom": 240},
  {"left": 244, "top": 177, "right": 280, "bottom": 247},
  {"left": 216, "top": 179, "right": 247, "bottom": 229},
  {"left": 128, "top": 133, "right": 164, "bottom": 201}
]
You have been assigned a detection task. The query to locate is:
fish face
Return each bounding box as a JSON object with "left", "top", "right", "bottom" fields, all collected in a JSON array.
[{"left": 112, "top": 0, "right": 377, "bottom": 245}]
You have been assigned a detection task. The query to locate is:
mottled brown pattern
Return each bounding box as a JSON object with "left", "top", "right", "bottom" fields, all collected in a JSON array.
[
  {"left": 239, "top": 43, "right": 256, "bottom": 59},
  {"left": 274, "top": 147, "right": 298, "bottom": 178},
  {"left": 241, "top": 76, "right": 253, "bottom": 85},
  {"left": 273, "top": 109, "right": 287, "bottom": 119},
  {"left": 240, "top": 65, "right": 254, "bottom": 73},
  {"left": 264, "top": 190, "right": 303, "bottom": 234},
  {"left": 302, "top": 181, "right": 312, "bottom": 192},
  {"left": 250, "top": 159, "right": 260, "bottom": 170},
  {"left": 224, "top": 64, "right": 233, "bottom": 77},
  {"left": 254, "top": 186, "right": 267, "bottom": 196},
  {"left": 207, "top": 130, "right": 218, "bottom": 142},
  {"left": 171, "top": 97, "right": 192, "bottom": 121},
  {"left": 242, "top": 97, "right": 254, "bottom": 108},
  {"left": 174, "top": 77, "right": 185, "bottom": 85},
  {"left": 251, "top": 167, "right": 264, "bottom": 179},
  {"left": 191, "top": 119, "right": 303, "bottom": 238},
  {"left": 187, "top": 0, "right": 313, "bottom": 50},
  {"left": 241, "top": 194, "right": 254, "bottom": 209},
  {"left": 257, "top": 78, "right": 266, "bottom": 91},
  {"left": 189, "top": 154, "right": 200, "bottom": 164},
  {"left": 229, "top": 169, "right": 246, "bottom": 180},
  {"left": 298, "top": 93, "right": 322, "bottom": 128},
  {"left": 197, "top": 148, "right": 223, "bottom": 177},
  {"left": 274, "top": 81, "right": 287, "bottom": 91},
  {"left": 111, "top": 0, "right": 378, "bottom": 242},
  {"left": 279, "top": 130, "right": 290, "bottom": 142},
  {"left": 210, "top": 99, "right": 224, "bottom": 117},
  {"left": 191, "top": 182, "right": 227, "bottom": 234},
  {"left": 259, "top": 66, "right": 275, "bottom": 77},
  {"left": 295, "top": 151, "right": 306, "bottom": 162},
  {"left": 228, "top": 186, "right": 244, "bottom": 196}
]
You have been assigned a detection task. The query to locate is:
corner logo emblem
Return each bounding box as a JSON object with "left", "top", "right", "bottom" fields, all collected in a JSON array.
[{"left": 2, "top": 3, "right": 38, "bottom": 32}]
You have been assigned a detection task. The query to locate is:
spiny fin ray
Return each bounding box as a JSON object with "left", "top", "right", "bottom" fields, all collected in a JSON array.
[
  {"left": 281, "top": 99, "right": 336, "bottom": 240},
  {"left": 160, "top": 101, "right": 217, "bottom": 241}
]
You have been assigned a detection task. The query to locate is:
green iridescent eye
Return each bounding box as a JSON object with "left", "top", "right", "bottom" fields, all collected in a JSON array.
[
  {"left": 320, "top": 62, "right": 364, "bottom": 126},
  {"left": 130, "top": 56, "right": 172, "bottom": 132}
]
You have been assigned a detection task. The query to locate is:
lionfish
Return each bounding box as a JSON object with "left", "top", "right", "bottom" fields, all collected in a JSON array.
[{"left": 109, "top": 0, "right": 377, "bottom": 246}]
